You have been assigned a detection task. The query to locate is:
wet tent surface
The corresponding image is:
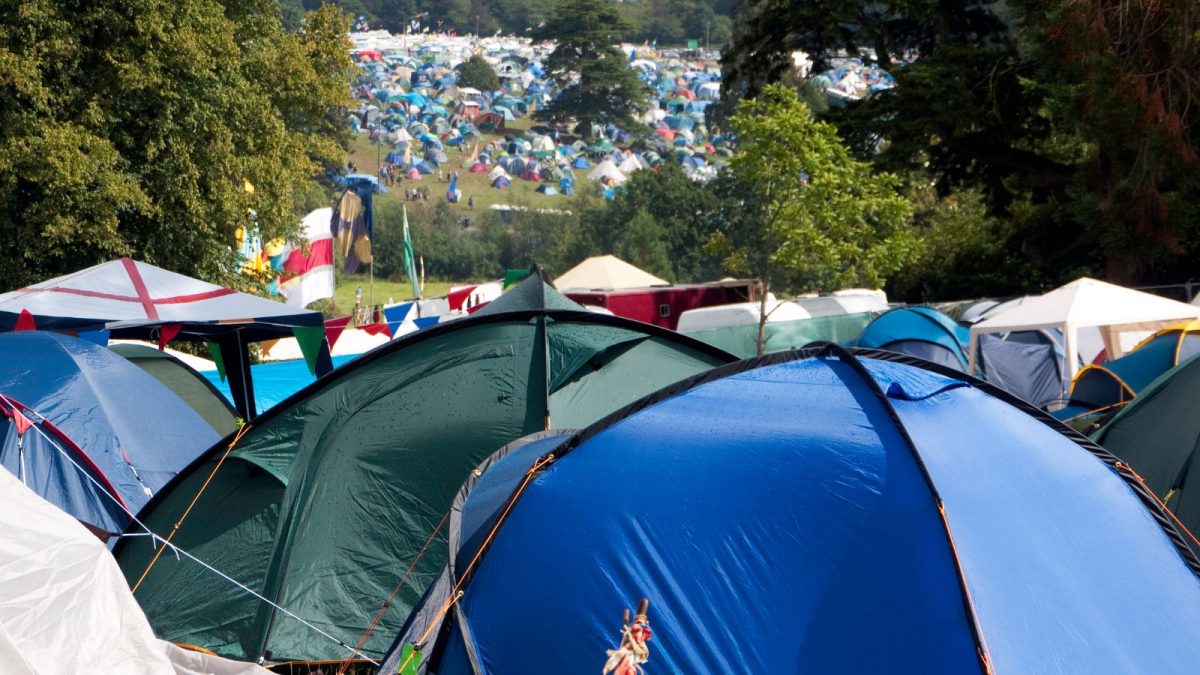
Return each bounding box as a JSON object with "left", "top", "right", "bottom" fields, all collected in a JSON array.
[
  {"left": 0, "top": 332, "right": 218, "bottom": 532},
  {"left": 117, "top": 274, "right": 734, "bottom": 662}
]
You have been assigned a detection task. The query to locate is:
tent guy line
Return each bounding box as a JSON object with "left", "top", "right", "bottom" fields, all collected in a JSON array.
[{"left": 9, "top": 397, "right": 381, "bottom": 667}]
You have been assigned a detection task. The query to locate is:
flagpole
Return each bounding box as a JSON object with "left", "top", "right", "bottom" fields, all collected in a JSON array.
[{"left": 369, "top": 194, "right": 375, "bottom": 310}]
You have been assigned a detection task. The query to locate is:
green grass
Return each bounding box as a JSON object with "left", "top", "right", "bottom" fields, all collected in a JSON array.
[
  {"left": 332, "top": 275, "right": 455, "bottom": 312},
  {"left": 346, "top": 126, "right": 570, "bottom": 223}
]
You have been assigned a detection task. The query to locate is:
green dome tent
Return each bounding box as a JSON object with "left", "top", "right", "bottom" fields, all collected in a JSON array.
[
  {"left": 1093, "top": 352, "right": 1200, "bottom": 554},
  {"left": 110, "top": 343, "right": 238, "bottom": 436},
  {"left": 115, "top": 269, "right": 735, "bottom": 665}
]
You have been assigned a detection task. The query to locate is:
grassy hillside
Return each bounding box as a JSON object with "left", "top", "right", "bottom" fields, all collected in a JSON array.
[{"left": 343, "top": 117, "right": 570, "bottom": 228}]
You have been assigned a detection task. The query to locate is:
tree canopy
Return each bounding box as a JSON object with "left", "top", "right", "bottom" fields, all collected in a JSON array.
[
  {"left": 0, "top": 0, "right": 354, "bottom": 290},
  {"left": 284, "top": 0, "right": 731, "bottom": 46},
  {"left": 456, "top": 54, "right": 501, "bottom": 91},
  {"left": 709, "top": 84, "right": 916, "bottom": 293},
  {"left": 534, "top": 0, "right": 649, "bottom": 137},
  {"left": 719, "top": 0, "right": 1200, "bottom": 294}
]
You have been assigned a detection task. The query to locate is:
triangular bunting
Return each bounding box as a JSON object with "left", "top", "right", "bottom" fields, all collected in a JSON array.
[
  {"left": 383, "top": 302, "right": 414, "bottom": 336},
  {"left": 206, "top": 341, "right": 227, "bottom": 382},
  {"left": 466, "top": 301, "right": 491, "bottom": 315},
  {"left": 11, "top": 407, "right": 34, "bottom": 436},
  {"left": 396, "top": 644, "right": 423, "bottom": 675},
  {"left": 503, "top": 269, "right": 530, "bottom": 290},
  {"left": 325, "top": 316, "right": 352, "bottom": 351},
  {"left": 157, "top": 323, "right": 182, "bottom": 350},
  {"left": 447, "top": 285, "right": 478, "bottom": 312},
  {"left": 292, "top": 326, "right": 325, "bottom": 376},
  {"left": 413, "top": 316, "right": 440, "bottom": 330},
  {"left": 14, "top": 309, "right": 36, "bottom": 331},
  {"left": 360, "top": 322, "right": 392, "bottom": 338}
]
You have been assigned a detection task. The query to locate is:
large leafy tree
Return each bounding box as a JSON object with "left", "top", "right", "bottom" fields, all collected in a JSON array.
[
  {"left": 708, "top": 84, "right": 916, "bottom": 353},
  {"left": 534, "top": 0, "right": 648, "bottom": 138},
  {"left": 0, "top": 0, "right": 353, "bottom": 290},
  {"left": 721, "top": 0, "right": 1200, "bottom": 290},
  {"left": 456, "top": 54, "right": 501, "bottom": 91},
  {"left": 579, "top": 162, "right": 726, "bottom": 282},
  {"left": 1009, "top": 0, "right": 1200, "bottom": 283}
]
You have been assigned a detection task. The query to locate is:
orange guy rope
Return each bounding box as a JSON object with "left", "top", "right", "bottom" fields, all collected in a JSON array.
[
  {"left": 395, "top": 454, "right": 554, "bottom": 674},
  {"left": 132, "top": 423, "right": 251, "bottom": 593},
  {"left": 1120, "top": 462, "right": 1200, "bottom": 549},
  {"left": 335, "top": 508, "right": 453, "bottom": 675}
]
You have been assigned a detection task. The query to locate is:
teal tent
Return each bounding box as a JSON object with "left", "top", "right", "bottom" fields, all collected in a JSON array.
[
  {"left": 115, "top": 269, "right": 734, "bottom": 665},
  {"left": 1093, "top": 352, "right": 1200, "bottom": 553}
]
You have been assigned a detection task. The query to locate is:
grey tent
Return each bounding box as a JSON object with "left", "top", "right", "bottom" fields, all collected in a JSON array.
[{"left": 110, "top": 343, "right": 238, "bottom": 436}]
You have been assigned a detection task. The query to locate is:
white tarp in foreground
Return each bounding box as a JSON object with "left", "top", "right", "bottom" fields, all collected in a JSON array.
[{"left": 0, "top": 466, "right": 267, "bottom": 675}]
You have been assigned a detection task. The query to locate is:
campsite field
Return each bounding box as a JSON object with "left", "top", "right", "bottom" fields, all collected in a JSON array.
[{"left": 344, "top": 117, "right": 567, "bottom": 227}]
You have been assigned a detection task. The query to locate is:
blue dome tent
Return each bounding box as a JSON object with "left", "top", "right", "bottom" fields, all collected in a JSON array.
[
  {"left": 855, "top": 306, "right": 969, "bottom": 370},
  {"left": 384, "top": 345, "right": 1200, "bottom": 674},
  {"left": 0, "top": 332, "right": 218, "bottom": 533}
]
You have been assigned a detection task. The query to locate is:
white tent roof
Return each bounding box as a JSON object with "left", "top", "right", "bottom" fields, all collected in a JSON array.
[
  {"left": 587, "top": 160, "right": 626, "bottom": 185},
  {"left": 0, "top": 466, "right": 268, "bottom": 675},
  {"left": 969, "top": 277, "right": 1200, "bottom": 379},
  {"left": 0, "top": 258, "right": 319, "bottom": 335},
  {"left": 618, "top": 155, "right": 644, "bottom": 174},
  {"left": 553, "top": 255, "right": 669, "bottom": 291}
]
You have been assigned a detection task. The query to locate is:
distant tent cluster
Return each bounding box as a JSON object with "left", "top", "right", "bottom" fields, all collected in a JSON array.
[{"left": 352, "top": 32, "right": 730, "bottom": 198}]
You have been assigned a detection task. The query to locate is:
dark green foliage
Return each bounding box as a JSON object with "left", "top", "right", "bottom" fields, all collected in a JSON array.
[
  {"left": 721, "top": 0, "right": 1200, "bottom": 294},
  {"left": 534, "top": 0, "right": 649, "bottom": 137},
  {"left": 0, "top": 1, "right": 354, "bottom": 291},
  {"left": 579, "top": 163, "right": 726, "bottom": 282},
  {"left": 374, "top": 201, "right": 503, "bottom": 280},
  {"left": 298, "top": 0, "right": 731, "bottom": 44},
  {"left": 614, "top": 210, "right": 673, "bottom": 280},
  {"left": 457, "top": 55, "right": 501, "bottom": 91}
]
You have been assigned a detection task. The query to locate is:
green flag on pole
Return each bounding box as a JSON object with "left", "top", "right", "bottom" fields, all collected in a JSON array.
[{"left": 403, "top": 205, "right": 421, "bottom": 300}]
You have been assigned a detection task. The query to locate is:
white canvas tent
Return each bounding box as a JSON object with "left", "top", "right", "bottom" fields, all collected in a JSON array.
[
  {"left": 553, "top": 255, "right": 669, "bottom": 290},
  {"left": 0, "top": 467, "right": 268, "bottom": 675},
  {"left": 587, "top": 159, "right": 626, "bottom": 185},
  {"left": 969, "top": 278, "right": 1200, "bottom": 382}
]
